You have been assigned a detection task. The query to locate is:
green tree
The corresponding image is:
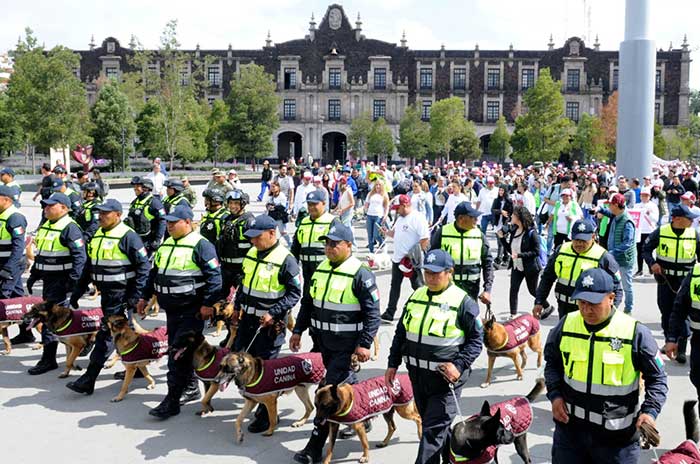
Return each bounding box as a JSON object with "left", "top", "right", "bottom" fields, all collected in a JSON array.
[
  {"left": 224, "top": 63, "right": 279, "bottom": 159},
  {"left": 450, "top": 121, "right": 481, "bottom": 160},
  {"left": 207, "top": 99, "right": 235, "bottom": 165},
  {"left": 572, "top": 113, "right": 607, "bottom": 162},
  {"left": 429, "top": 97, "right": 467, "bottom": 160},
  {"left": 367, "top": 117, "right": 395, "bottom": 159},
  {"left": 90, "top": 80, "right": 136, "bottom": 171},
  {"left": 0, "top": 93, "right": 23, "bottom": 157},
  {"left": 511, "top": 68, "right": 573, "bottom": 164},
  {"left": 488, "top": 116, "right": 511, "bottom": 161},
  {"left": 397, "top": 104, "right": 429, "bottom": 160},
  {"left": 348, "top": 111, "right": 373, "bottom": 160},
  {"left": 663, "top": 125, "right": 695, "bottom": 160},
  {"left": 135, "top": 100, "right": 165, "bottom": 159},
  {"left": 690, "top": 90, "right": 700, "bottom": 116},
  {"left": 653, "top": 123, "right": 666, "bottom": 158}
]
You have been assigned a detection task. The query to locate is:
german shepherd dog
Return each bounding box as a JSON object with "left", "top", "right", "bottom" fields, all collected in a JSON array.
[
  {"left": 449, "top": 378, "right": 545, "bottom": 464},
  {"left": 217, "top": 351, "right": 322, "bottom": 443},
  {"left": 481, "top": 312, "right": 543, "bottom": 388},
  {"left": 24, "top": 302, "right": 101, "bottom": 378},
  {"left": 210, "top": 299, "right": 239, "bottom": 345},
  {"left": 0, "top": 296, "right": 43, "bottom": 354},
  {"left": 170, "top": 330, "right": 227, "bottom": 416}
]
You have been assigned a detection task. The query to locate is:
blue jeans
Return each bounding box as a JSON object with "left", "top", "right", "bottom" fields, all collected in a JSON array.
[
  {"left": 366, "top": 214, "right": 383, "bottom": 253},
  {"left": 340, "top": 210, "right": 355, "bottom": 245},
  {"left": 257, "top": 181, "right": 269, "bottom": 201},
  {"left": 618, "top": 264, "right": 634, "bottom": 312},
  {"left": 480, "top": 214, "right": 492, "bottom": 232},
  {"left": 547, "top": 221, "right": 555, "bottom": 254}
]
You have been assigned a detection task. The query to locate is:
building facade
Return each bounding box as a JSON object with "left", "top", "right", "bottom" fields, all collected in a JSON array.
[{"left": 73, "top": 4, "right": 691, "bottom": 162}]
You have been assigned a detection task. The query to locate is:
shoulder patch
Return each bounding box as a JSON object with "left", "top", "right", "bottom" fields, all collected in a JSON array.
[
  {"left": 12, "top": 226, "right": 24, "bottom": 237},
  {"left": 206, "top": 258, "right": 220, "bottom": 269},
  {"left": 72, "top": 238, "right": 85, "bottom": 248}
]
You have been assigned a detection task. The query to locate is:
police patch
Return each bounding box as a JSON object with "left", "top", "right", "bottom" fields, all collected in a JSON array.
[
  {"left": 206, "top": 258, "right": 219, "bottom": 269},
  {"left": 609, "top": 337, "right": 623, "bottom": 352},
  {"left": 72, "top": 238, "right": 84, "bottom": 248},
  {"left": 12, "top": 226, "right": 24, "bottom": 236},
  {"left": 137, "top": 247, "right": 147, "bottom": 258}
]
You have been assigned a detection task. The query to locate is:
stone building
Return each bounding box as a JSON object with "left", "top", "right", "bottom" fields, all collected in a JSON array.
[{"left": 73, "top": 4, "right": 691, "bottom": 163}]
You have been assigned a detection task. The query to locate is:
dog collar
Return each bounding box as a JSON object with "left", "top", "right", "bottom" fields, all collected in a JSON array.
[
  {"left": 54, "top": 318, "right": 72, "bottom": 333},
  {"left": 336, "top": 400, "right": 354, "bottom": 418},
  {"left": 245, "top": 368, "right": 265, "bottom": 388},
  {"left": 196, "top": 353, "right": 216, "bottom": 372},
  {"left": 492, "top": 337, "right": 509, "bottom": 351},
  {"left": 119, "top": 341, "right": 140, "bottom": 356}
]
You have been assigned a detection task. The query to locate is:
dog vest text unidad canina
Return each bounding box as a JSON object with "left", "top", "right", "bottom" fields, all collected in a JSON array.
[
  {"left": 243, "top": 352, "right": 325, "bottom": 397},
  {"left": 329, "top": 374, "right": 414, "bottom": 424},
  {"left": 194, "top": 347, "right": 229, "bottom": 382},
  {"left": 53, "top": 307, "right": 103, "bottom": 339},
  {"left": 0, "top": 297, "right": 43, "bottom": 323},
  {"left": 119, "top": 327, "right": 168, "bottom": 364},
  {"left": 487, "top": 314, "right": 540, "bottom": 354}
]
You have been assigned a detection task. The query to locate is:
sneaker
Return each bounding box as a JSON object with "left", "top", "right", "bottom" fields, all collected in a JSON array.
[
  {"left": 380, "top": 312, "right": 394, "bottom": 324},
  {"left": 623, "top": 308, "right": 632, "bottom": 315},
  {"left": 634, "top": 271, "right": 643, "bottom": 277}
]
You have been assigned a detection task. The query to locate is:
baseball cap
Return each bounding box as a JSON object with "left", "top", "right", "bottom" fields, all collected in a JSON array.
[
  {"left": 422, "top": 249, "right": 455, "bottom": 273},
  {"left": 41, "top": 192, "right": 71, "bottom": 208},
  {"left": 571, "top": 268, "right": 615, "bottom": 304},
  {"left": 94, "top": 199, "right": 123, "bottom": 213},
  {"left": 454, "top": 201, "right": 481, "bottom": 218},
  {"left": 163, "top": 204, "right": 194, "bottom": 222},
  {"left": 609, "top": 193, "right": 626, "bottom": 208},
  {"left": 671, "top": 204, "right": 700, "bottom": 220},
  {"left": 571, "top": 219, "right": 596, "bottom": 241},
  {"left": 313, "top": 176, "right": 322, "bottom": 183},
  {"left": 560, "top": 188, "right": 573, "bottom": 197},
  {"left": 303, "top": 171, "right": 312, "bottom": 179},
  {"left": 0, "top": 167, "right": 15, "bottom": 176},
  {"left": 640, "top": 187, "right": 652, "bottom": 196},
  {"left": 319, "top": 223, "right": 353, "bottom": 243},
  {"left": 228, "top": 169, "right": 237, "bottom": 175},
  {"left": 608, "top": 185, "right": 619, "bottom": 193},
  {"left": 681, "top": 191, "right": 696, "bottom": 201},
  {"left": 0, "top": 185, "right": 16, "bottom": 198},
  {"left": 212, "top": 169, "right": 224, "bottom": 177},
  {"left": 342, "top": 166, "right": 352, "bottom": 173},
  {"left": 243, "top": 214, "right": 278, "bottom": 238},
  {"left": 52, "top": 165, "right": 66, "bottom": 174},
  {"left": 306, "top": 190, "right": 325, "bottom": 203},
  {"left": 50, "top": 178, "right": 65, "bottom": 191},
  {"left": 390, "top": 194, "right": 411, "bottom": 210}
]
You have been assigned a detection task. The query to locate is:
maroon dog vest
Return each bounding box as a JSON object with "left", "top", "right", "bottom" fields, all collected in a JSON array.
[
  {"left": 0, "top": 297, "right": 43, "bottom": 323},
  {"left": 449, "top": 397, "right": 533, "bottom": 464},
  {"left": 487, "top": 314, "right": 540, "bottom": 354},
  {"left": 657, "top": 440, "right": 700, "bottom": 464},
  {"left": 329, "top": 374, "right": 414, "bottom": 425},
  {"left": 119, "top": 326, "right": 168, "bottom": 364},
  {"left": 194, "top": 347, "right": 229, "bottom": 382},
  {"left": 53, "top": 307, "right": 103, "bottom": 339},
  {"left": 243, "top": 352, "right": 325, "bottom": 397}
]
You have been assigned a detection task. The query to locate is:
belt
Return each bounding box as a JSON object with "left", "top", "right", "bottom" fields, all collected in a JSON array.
[
  {"left": 454, "top": 273, "right": 480, "bottom": 282},
  {"left": 403, "top": 355, "right": 441, "bottom": 371},
  {"left": 222, "top": 257, "right": 244, "bottom": 264},
  {"left": 662, "top": 269, "right": 690, "bottom": 276},
  {"left": 310, "top": 319, "right": 363, "bottom": 333},
  {"left": 555, "top": 292, "right": 576, "bottom": 304},
  {"left": 566, "top": 402, "right": 637, "bottom": 431},
  {"left": 154, "top": 282, "right": 205, "bottom": 294}
]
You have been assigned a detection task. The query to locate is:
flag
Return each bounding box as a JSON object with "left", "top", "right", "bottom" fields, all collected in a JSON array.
[
  {"left": 654, "top": 351, "right": 664, "bottom": 368},
  {"left": 12, "top": 226, "right": 24, "bottom": 237},
  {"left": 72, "top": 238, "right": 85, "bottom": 249},
  {"left": 137, "top": 247, "right": 147, "bottom": 258},
  {"left": 370, "top": 288, "right": 380, "bottom": 302},
  {"left": 206, "top": 258, "right": 220, "bottom": 269}
]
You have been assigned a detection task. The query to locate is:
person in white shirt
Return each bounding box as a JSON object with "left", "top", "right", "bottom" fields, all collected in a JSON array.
[
  {"left": 292, "top": 171, "right": 317, "bottom": 216},
  {"left": 145, "top": 163, "right": 166, "bottom": 197},
  {"left": 227, "top": 169, "right": 242, "bottom": 190},
  {"left": 438, "top": 182, "right": 468, "bottom": 225},
  {"left": 379, "top": 194, "right": 429, "bottom": 322},
  {"left": 634, "top": 187, "right": 659, "bottom": 276},
  {"left": 476, "top": 177, "right": 497, "bottom": 231},
  {"left": 549, "top": 188, "right": 583, "bottom": 247},
  {"left": 515, "top": 182, "right": 537, "bottom": 215}
]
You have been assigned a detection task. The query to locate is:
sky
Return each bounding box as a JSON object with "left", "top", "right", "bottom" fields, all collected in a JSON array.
[{"left": 2, "top": 0, "right": 698, "bottom": 89}]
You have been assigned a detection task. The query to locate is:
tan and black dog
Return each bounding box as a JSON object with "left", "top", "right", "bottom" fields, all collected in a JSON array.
[
  {"left": 314, "top": 374, "right": 422, "bottom": 464},
  {"left": 24, "top": 302, "right": 102, "bottom": 378},
  {"left": 106, "top": 314, "right": 168, "bottom": 402},
  {"left": 0, "top": 296, "right": 43, "bottom": 354},
  {"left": 218, "top": 351, "right": 326, "bottom": 443},
  {"left": 210, "top": 299, "right": 239, "bottom": 343},
  {"left": 481, "top": 312, "right": 543, "bottom": 388}
]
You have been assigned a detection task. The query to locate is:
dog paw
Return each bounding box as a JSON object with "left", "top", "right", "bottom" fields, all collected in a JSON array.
[
  {"left": 74, "top": 365, "right": 83, "bottom": 371},
  {"left": 235, "top": 433, "right": 244, "bottom": 444},
  {"left": 262, "top": 430, "right": 274, "bottom": 437},
  {"left": 146, "top": 383, "right": 155, "bottom": 390},
  {"left": 376, "top": 442, "right": 388, "bottom": 449},
  {"left": 480, "top": 382, "right": 490, "bottom": 389},
  {"left": 58, "top": 372, "right": 69, "bottom": 379},
  {"left": 370, "top": 355, "right": 378, "bottom": 361},
  {"left": 291, "top": 420, "right": 305, "bottom": 428},
  {"left": 359, "top": 456, "right": 369, "bottom": 463},
  {"left": 516, "top": 375, "right": 523, "bottom": 380},
  {"left": 111, "top": 396, "right": 124, "bottom": 403}
]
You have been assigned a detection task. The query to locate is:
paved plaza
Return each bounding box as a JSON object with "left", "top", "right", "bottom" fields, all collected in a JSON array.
[{"left": 0, "top": 181, "right": 695, "bottom": 463}]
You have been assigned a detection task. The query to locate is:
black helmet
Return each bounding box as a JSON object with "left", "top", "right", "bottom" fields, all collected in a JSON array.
[
  {"left": 165, "top": 179, "right": 185, "bottom": 192},
  {"left": 226, "top": 189, "right": 249, "bottom": 207},
  {"left": 82, "top": 182, "right": 98, "bottom": 192},
  {"left": 203, "top": 189, "right": 224, "bottom": 203}
]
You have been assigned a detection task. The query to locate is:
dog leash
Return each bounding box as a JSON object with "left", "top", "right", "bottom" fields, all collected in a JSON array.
[
  {"left": 245, "top": 326, "right": 262, "bottom": 353},
  {"left": 448, "top": 383, "right": 466, "bottom": 423}
]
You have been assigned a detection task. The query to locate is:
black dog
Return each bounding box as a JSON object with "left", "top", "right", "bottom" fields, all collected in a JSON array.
[{"left": 448, "top": 378, "right": 544, "bottom": 464}]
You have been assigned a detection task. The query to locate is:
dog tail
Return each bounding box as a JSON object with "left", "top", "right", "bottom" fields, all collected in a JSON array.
[
  {"left": 684, "top": 400, "right": 700, "bottom": 442},
  {"left": 526, "top": 378, "right": 546, "bottom": 403},
  {"left": 130, "top": 317, "right": 149, "bottom": 335}
]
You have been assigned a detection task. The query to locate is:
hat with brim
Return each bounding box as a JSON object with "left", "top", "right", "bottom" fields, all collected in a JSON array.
[
  {"left": 41, "top": 193, "right": 71, "bottom": 208},
  {"left": 571, "top": 268, "right": 614, "bottom": 304},
  {"left": 243, "top": 214, "right": 278, "bottom": 238},
  {"left": 422, "top": 249, "right": 455, "bottom": 272},
  {"left": 163, "top": 205, "right": 194, "bottom": 222},
  {"left": 319, "top": 223, "right": 353, "bottom": 242},
  {"left": 94, "top": 199, "right": 123, "bottom": 213}
]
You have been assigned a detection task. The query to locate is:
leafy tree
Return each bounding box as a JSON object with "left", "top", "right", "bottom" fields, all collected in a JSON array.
[
  {"left": 224, "top": 63, "right": 279, "bottom": 159},
  {"left": 572, "top": 113, "right": 607, "bottom": 162},
  {"left": 429, "top": 97, "right": 467, "bottom": 160},
  {"left": 511, "top": 68, "right": 573, "bottom": 164},
  {"left": 450, "top": 121, "right": 481, "bottom": 160},
  {"left": 0, "top": 93, "right": 23, "bottom": 157},
  {"left": 600, "top": 91, "right": 618, "bottom": 156},
  {"left": 690, "top": 114, "right": 700, "bottom": 140},
  {"left": 348, "top": 111, "right": 373, "bottom": 160},
  {"left": 488, "top": 116, "right": 511, "bottom": 161},
  {"left": 207, "top": 99, "right": 235, "bottom": 165},
  {"left": 663, "top": 125, "right": 695, "bottom": 160},
  {"left": 367, "top": 117, "right": 395, "bottom": 159},
  {"left": 690, "top": 90, "right": 700, "bottom": 116},
  {"left": 397, "top": 104, "right": 429, "bottom": 160},
  {"left": 653, "top": 123, "right": 666, "bottom": 158},
  {"left": 90, "top": 80, "right": 136, "bottom": 171}
]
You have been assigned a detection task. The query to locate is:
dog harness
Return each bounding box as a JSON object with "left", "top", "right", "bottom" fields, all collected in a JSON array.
[
  {"left": 657, "top": 440, "right": 700, "bottom": 463},
  {"left": 242, "top": 352, "right": 325, "bottom": 397},
  {"left": 118, "top": 326, "right": 168, "bottom": 364},
  {"left": 329, "top": 374, "right": 414, "bottom": 425},
  {"left": 194, "top": 347, "right": 229, "bottom": 381},
  {"left": 0, "top": 296, "right": 43, "bottom": 323},
  {"left": 53, "top": 307, "right": 103, "bottom": 339},
  {"left": 448, "top": 397, "right": 533, "bottom": 464},
  {"left": 487, "top": 314, "right": 540, "bottom": 354}
]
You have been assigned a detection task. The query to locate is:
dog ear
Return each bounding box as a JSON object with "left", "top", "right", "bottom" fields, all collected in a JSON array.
[
  {"left": 330, "top": 384, "right": 338, "bottom": 400},
  {"left": 480, "top": 400, "right": 491, "bottom": 416}
]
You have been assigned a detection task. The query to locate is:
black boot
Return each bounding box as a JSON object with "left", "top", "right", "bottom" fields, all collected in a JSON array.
[
  {"left": 340, "top": 419, "right": 372, "bottom": 439},
  {"left": 28, "top": 341, "right": 59, "bottom": 375},
  {"left": 79, "top": 340, "right": 95, "bottom": 357},
  {"left": 293, "top": 424, "right": 329, "bottom": 464},
  {"left": 10, "top": 323, "right": 36, "bottom": 345},
  {"left": 66, "top": 362, "right": 102, "bottom": 395},
  {"left": 678, "top": 337, "right": 688, "bottom": 364},
  {"left": 179, "top": 377, "right": 201, "bottom": 405},
  {"left": 114, "top": 369, "right": 144, "bottom": 380},
  {"left": 248, "top": 404, "right": 271, "bottom": 433},
  {"left": 149, "top": 387, "right": 182, "bottom": 419}
]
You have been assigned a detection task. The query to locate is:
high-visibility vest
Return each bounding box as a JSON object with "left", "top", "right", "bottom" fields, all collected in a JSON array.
[
  {"left": 551, "top": 200, "right": 582, "bottom": 236},
  {"left": 163, "top": 193, "right": 190, "bottom": 213},
  {"left": 687, "top": 263, "right": 700, "bottom": 331},
  {"left": 656, "top": 224, "right": 697, "bottom": 277},
  {"left": 240, "top": 243, "right": 291, "bottom": 317},
  {"left": 219, "top": 212, "right": 253, "bottom": 265},
  {"left": 553, "top": 242, "right": 607, "bottom": 306},
  {"left": 309, "top": 256, "right": 363, "bottom": 336},
  {"left": 129, "top": 193, "right": 156, "bottom": 237},
  {"left": 439, "top": 223, "right": 483, "bottom": 286},
  {"left": 0, "top": 205, "right": 23, "bottom": 260},
  {"left": 200, "top": 206, "right": 229, "bottom": 244},
  {"left": 78, "top": 199, "right": 99, "bottom": 230},
  {"left": 88, "top": 222, "right": 135, "bottom": 284},
  {"left": 154, "top": 231, "right": 206, "bottom": 296},
  {"left": 295, "top": 212, "right": 335, "bottom": 266},
  {"left": 559, "top": 310, "right": 640, "bottom": 436},
  {"left": 402, "top": 283, "right": 467, "bottom": 372},
  {"left": 35, "top": 214, "right": 77, "bottom": 272}
]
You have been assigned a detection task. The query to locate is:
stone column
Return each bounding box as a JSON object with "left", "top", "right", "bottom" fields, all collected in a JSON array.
[{"left": 616, "top": 0, "right": 656, "bottom": 178}]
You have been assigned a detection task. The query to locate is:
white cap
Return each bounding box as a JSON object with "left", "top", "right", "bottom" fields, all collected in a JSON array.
[
  {"left": 303, "top": 171, "right": 312, "bottom": 178},
  {"left": 608, "top": 186, "right": 619, "bottom": 193},
  {"left": 561, "top": 188, "right": 573, "bottom": 196},
  {"left": 486, "top": 176, "right": 495, "bottom": 183},
  {"left": 640, "top": 187, "right": 652, "bottom": 196}
]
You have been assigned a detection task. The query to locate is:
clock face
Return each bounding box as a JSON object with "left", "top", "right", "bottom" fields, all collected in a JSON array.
[{"left": 329, "top": 8, "right": 342, "bottom": 30}]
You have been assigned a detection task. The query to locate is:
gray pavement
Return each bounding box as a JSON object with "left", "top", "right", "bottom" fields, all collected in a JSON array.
[{"left": 1, "top": 182, "right": 694, "bottom": 463}]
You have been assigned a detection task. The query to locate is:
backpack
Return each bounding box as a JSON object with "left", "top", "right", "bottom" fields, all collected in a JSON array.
[{"left": 530, "top": 229, "right": 548, "bottom": 268}]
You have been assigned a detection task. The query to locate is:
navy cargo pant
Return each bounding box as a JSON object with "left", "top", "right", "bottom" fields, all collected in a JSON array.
[
  {"left": 89, "top": 291, "right": 130, "bottom": 367},
  {"left": 233, "top": 312, "right": 284, "bottom": 360},
  {"left": 41, "top": 277, "right": 71, "bottom": 344},
  {"left": 552, "top": 423, "right": 640, "bottom": 463},
  {"left": 658, "top": 276, "right": 689, "bottom": 340},
  {"left": 165, "top": 309, "right": 204, "bottom": 390},
  {"left": 690, "top": 332, "right": 700, "bottom": 394}
]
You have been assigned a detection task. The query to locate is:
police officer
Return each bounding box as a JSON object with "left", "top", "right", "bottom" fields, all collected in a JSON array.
[
  {"left": 163, "top": 179, "right": 191, "bottom": 214},
  {"left": 65, "top": 199, "right": 151, "bottom": 395},
  {"left": 534, "top": 219, "right": 622, "bottom": 320},
  {"left": 26, "top": 192, "right": 87, "bottom": 375},
  {"left": 217, "top": 190, "right": 254, "bottom": 295},
  {"left": 127, "top": 176, "right": 166, "bottom": 257},
  {"left": 290, "top": 222, "right": 381, "bottom": 463},
  {"left": 643, "top": 204, "right": 700, "bottom": 363},
  {"left": 137, "top": 205, "right": 222, "bottom": 419},
  {"left": 76, "top": 182, "right": 102, "bottom": 242},
  {"left": 51, "top": 177, "right": 82, "bottom": 220},
  {"left": 544, "top": 268, "right": 668, "bottom": 463},
  {"left": 0, "top": 185, "right": 27, "bottom": 299},
  {"left": 200, "top": 189, "right": 229, "bottom": 244},
  {"left": 0, "top": 167, "right": 22, "bottom": 207},
  {"left": 386, "top": 249, "right": 483, "bottom": 464},
  {"left": 430, "top": 202, "right": 494, "bottom": 303},
  {"left": 234, "top": 214, "right": 302, "bottom": 433}
]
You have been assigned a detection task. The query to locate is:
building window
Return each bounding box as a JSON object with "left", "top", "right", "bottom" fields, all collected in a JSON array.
[
  {"left": 566, "top": 101, "right": 580, "bottom": 123},
  {"left": 180, "top": 66, "right": 189, "bottom": 86},
  {"left": 655, "top": 102, "right": 661, "bottom": 123},
  {"left": 521, "top": 69, "right": 535, "bottom": 90},
  {"left": 487, "top": 68, "right": 500, "bottom": 90},
  {"left": 207, "top": 66, "right": 221, "bottom": 87},
  {"left": 613, "top": 68, "right": 619, "bottom": 91},
  {"left": 656, "top": 69, "right": 662, "bottom": 91},
  {"left": 567, "top": 69, "right": 580, "bottom": 91},
  {"left": 421, "top": 100, "right": 432, "bottom": 121},
  {"left": 486, "top": 101, "right": 500, "bottom": 122},
  {"left": 453, "top": 68, "right": 466, "bottom": 91},
  {"left": 283, "top": 99, "right": 296, "bottom": 120},
  {"left": 207, "top": 97, "right": 216, "bottom": 107},
  {"left": 374, "top": 68, "right": 386, "bottom": 90},
  {"left": 284, "top": 68, "right": 296, "bottom": 90},
  {"left": 420, "top": 68, "right": 433, "bottom": 90},
  {"left": 105, "top": 67, "right": 118, "bottom": 80},
  {"left": 329, "top": 68, "right": 341, "bottom": 89},
  {"left": 373, "top": 99, "right": 386, "bottom": 121},
  {"left": 328, "top": 99, "right": 341, "bottom": 121}
]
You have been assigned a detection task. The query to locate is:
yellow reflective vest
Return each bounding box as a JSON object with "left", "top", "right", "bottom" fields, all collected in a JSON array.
[
  {"left": 439, "top": 223, "right": 483, "bottom": 286},
  {"left": 309, "top": 256, "right": 363, "bottom": 336},
  {"left": 154, "top": 231, "right": 205, "bottom": 296},
  {"left": 656, "top": 224, "right": 696, "bottom": 276},
  {"left": 554, "top": 242, "right": 606, "bottom": 306},
  {"left": 88, "top": 222, "right": 135, "bottom": 284},
  {"left": 240, "top": 243, "right": 292, "bottom": 317}
]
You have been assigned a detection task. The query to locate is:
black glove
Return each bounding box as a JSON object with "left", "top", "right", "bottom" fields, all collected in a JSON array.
[
  {"left": 0, "top": 268, "right": 13, "bottom": 281},
  {"left": 26, "top": 274, "right": 37, "bottom": 295},
  {"left": 69, "top": 295, "right": 80, "bottom": 309}
]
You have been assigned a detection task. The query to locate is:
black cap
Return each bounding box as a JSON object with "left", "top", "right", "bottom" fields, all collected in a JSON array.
[
  {"left": 306, "top": 190, "right": 326, "bottom": 203},
  {"left": 94, "top": 199, "right": 123, "bottom": 213},
  {"left": 319, "top": 223, "right": 353, "bottom": 242},
  {"left": 422, "top": 249, "right": 455, "bottom": 272},
  {"left": 671, "top": 204, "right": 700, "bottom": 220},
  {"left": 52, "top": 165, "right": 66, "bottom": 174},
  {"left": 41, "top": 193, "right": 71, "bottom": 208},
  {"left": 243, "top": 215, "right": 278, "bottom": 238},
  {"left": 571, "top": 219, "right": 596, "bottom": 240},
  {"left": 571, "top": 268, "right": 615, "bottom": 304},
  {"left": 454, "top": 201, "right": 480, "bottom": 218},
  {"left": 162, "top": 204, "right": 194, "bottom": 222}
]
